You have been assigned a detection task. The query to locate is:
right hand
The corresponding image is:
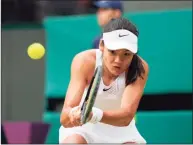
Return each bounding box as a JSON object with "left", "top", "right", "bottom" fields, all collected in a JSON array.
[{"left": 68, "top": 106, "right": 82, "bottom": 127}]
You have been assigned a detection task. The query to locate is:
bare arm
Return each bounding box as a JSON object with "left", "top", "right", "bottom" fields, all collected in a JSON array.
[
  {"left": 60, "top": 51, "right": 95, "bottom": 127},
  {"left": 100, "top": 61, "right": 149, "bottom": 127}
]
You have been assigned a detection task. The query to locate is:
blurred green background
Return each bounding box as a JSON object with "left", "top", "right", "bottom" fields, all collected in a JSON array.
[{"left": 2, "top": 1, "right": 192, "bottom": 144}]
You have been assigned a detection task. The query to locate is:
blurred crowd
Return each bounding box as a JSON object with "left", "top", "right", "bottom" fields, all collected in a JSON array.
[{"left": 2, "top": 0, "right": 97, "bottom": 24}]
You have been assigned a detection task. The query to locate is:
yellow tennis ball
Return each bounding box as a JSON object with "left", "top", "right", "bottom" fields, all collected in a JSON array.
[{"left": 27, "top": 43, "right": 45, "bottom": 60}]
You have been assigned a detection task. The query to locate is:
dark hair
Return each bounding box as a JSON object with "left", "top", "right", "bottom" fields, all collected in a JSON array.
[{"left": 102, "top": 17, "right": 145, "bottom": 86}]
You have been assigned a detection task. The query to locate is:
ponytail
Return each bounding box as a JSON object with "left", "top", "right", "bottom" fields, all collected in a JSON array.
[{"left": 125, "top": 55, "right": 145, "bottom": 86}]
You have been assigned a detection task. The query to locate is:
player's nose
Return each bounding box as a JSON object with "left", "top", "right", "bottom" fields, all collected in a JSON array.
[{"left": 114, "top": 56, "right": 123, "bottom": 64}]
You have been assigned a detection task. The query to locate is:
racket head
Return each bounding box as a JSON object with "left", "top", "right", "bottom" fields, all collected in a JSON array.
[{"left": 80, "top": 65, "right": 102, "bottom": 124}]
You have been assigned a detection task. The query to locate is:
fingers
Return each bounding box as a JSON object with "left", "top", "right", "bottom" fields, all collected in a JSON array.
[
  {"left": 70, "top": 118, "right": 81, "bottom": 127},
  {"left": 70, "top": 112, "right": 80, "bottom": 126},
  {"left": 69, "top": 106, "right": 82, "bottom": 127}
]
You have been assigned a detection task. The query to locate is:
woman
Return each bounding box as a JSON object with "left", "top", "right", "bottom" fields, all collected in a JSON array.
[{"left": 59, "top": 17, "right": 149, "bottom": 144}]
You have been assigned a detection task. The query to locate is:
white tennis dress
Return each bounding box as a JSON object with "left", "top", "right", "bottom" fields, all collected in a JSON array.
[{"left": 59, "top": 49, "right": 146, "bottom": 143}]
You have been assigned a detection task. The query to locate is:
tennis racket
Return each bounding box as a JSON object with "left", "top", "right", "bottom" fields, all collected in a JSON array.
[{"left": 80, "top": 65, "right": 102, "bottom": 124}]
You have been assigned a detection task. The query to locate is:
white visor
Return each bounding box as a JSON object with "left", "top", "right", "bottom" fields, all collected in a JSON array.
[{"left": 103, "top": 29, "right": 138, "bottom": 54}]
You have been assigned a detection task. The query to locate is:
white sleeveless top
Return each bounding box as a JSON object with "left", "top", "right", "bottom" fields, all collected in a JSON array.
[
  {"left": 78, "top": 49, "right": 143, "bottom": 143},
  {"left": 80, "top": 49, "right": 126, "bottom": 110}
]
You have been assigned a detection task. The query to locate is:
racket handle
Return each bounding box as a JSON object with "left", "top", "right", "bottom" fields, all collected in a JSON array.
[{"left": 80, "top": 102, "right": 87, "bottom": 124}]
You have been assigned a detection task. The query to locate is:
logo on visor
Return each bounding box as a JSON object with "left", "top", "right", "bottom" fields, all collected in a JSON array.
[{"left": 119, "top": 34, "right": 129, "bottom": 37}]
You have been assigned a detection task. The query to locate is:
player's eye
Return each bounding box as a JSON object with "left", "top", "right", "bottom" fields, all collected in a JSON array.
[
  {"left": 124, "top": 53, "right": 130, "bottom": 56},
  {"left": 109, "top": 50, "right": 115, "bottom": 55}
]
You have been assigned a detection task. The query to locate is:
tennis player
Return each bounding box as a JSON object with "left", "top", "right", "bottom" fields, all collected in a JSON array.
[{"left": 59, "top": 17, "right": 149, "bottom": 144}]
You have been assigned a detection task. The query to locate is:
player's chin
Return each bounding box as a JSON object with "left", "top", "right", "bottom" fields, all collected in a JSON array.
[{"left": 111, "top": 67, "right": 123, "bottom": 76}]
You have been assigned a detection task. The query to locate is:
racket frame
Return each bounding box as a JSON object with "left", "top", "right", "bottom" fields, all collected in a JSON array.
[{"left": 80, "top": 66, "right": 102, "bottom": 124}]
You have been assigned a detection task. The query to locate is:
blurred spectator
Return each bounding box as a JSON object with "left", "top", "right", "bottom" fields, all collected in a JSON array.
[{"left": 92, "top": 0, "right": 123, "bottom": 49}]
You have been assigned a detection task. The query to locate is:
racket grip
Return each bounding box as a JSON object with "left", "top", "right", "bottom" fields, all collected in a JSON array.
[{"left": 80, "top": 102, "right": 87, "bottom": 124}]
